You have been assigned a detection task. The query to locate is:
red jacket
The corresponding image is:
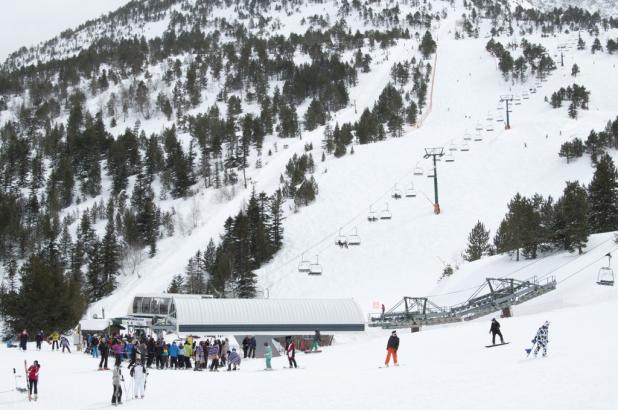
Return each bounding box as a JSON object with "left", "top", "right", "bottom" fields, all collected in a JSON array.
[{"left": 28, "top": 365, "right": 40, "bottom": 381}]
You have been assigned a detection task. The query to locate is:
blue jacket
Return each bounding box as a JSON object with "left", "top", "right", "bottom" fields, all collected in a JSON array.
[
  {"left": 169, "top": 343, "right": 179, "bottom": 357},
  {"left": 228, "top": 351, "right": 241, "bottom": 365}
]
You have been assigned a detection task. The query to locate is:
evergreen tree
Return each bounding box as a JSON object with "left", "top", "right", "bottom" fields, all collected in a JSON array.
[
  {"left": 304, "top": 99, "right": 326, "bottom": 131},
  {"left": 464, "top": 221, "right": 491, "bottom": 262},
  {"left": 419, "top": 31, "right": 437, "bottom": 58},
  {"left": 588, "top": 153, "right": 618, "bottom": 233},
  {"left": 553, "top": 181, "right": 588, "bottom": 254},
  {"left": 168, "top": 274, "right": 184, "bottom": 293},
  {"left": 100, "top": 219, "right": 120, "bottom": 296}
]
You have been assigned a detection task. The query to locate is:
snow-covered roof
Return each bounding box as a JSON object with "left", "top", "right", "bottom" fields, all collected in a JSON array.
[
  {"left": 171, "top": 297, "right": 365, "bottom": 334},
  {"left": 78, "top": 319, "right": 110, "bottom": 332}
]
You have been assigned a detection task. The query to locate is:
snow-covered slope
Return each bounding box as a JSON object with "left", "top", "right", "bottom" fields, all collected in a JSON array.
[
  {"left": 2, "top": 240, "right": 617, "bottom": 409},
  {"left": 522, "top": 0, "right": 618, "bottom": 16}
]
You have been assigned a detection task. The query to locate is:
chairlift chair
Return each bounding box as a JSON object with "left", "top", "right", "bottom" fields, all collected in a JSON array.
[
  {"left": 496, "top": 103, "right": 504, "bottom": 111},
  {"left": 444, "top": 152, "right": 455, "bottom": 162},
  {"left": 460, "top": 141, "right": 470, "bottom": 151},
  {"left": 335, "top": 229, "right": 347, "bottom": 247},
  {"left": 298, "top": 254, "right": 311, "bottom": 273},
  {"left": 405, "top": 182, "right": 417, "bottom": 198},
  {"left": 496, "top": 113, "right": 504, "bottom": 122},
  {"left": 413, "top": 162, "right": 424, "bottom": 176},
  {"left": 308, "top": 255, "right": 323, "bottom": 275},
  {"left": 485, "top": 121, "right": 495, "bottom": 132},
  {"left": 474, "top": 131, "right": 483, "bottom": 142},
  {"left": 426, "top": 167, "right": 435, "bottom": 178},
  {"left": 514, "top": 97, "right": 522, "bottom": 105},
  {"left": 597, "top": 253, "right": 615, "bottom": 286},
  {"left": 463, "top": 131, "right": 472, "bottom": 141},
  {"left": 448, "top": 141, "right": 458, "bottom": 151},
  {"left": 486, "top": 112, "right": 494, "bottom": 122},
  {"left": 391, "top": 185, "right": 402, "bottom": 200},
  {"left": 380, "top": 203, "right": 392, "bottom": 220},
  {"left": 530, "top": 87, "right": 537, "bottom": 94},
  {"left": 475, "top": 121, "right": 483, "bottom": 132},
  {"left": 347, "top": 227, "right": 361, "bottom": 246},
  {"left": 367, "top": 206, "right": 378, "bottom": 222},
  {"left": 522, "top": 92, "right": 530, "bottom": 100}
]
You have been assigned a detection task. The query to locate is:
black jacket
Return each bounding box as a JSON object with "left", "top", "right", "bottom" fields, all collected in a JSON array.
[
  {"left": 490, "top": 320, "right": 501, "bottom": 334},
  {"left": 386, "top": 335, "right": 399, "bottom": 350}
]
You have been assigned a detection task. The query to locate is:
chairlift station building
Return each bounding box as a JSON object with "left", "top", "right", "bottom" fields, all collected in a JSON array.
[{"left": 128, "top": 294, "right": 366, "bottom": 336}]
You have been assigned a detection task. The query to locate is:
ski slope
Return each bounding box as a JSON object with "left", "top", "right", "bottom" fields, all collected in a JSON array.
[{"left": 1, "top": 239, "right": 617, "bottom": 409}]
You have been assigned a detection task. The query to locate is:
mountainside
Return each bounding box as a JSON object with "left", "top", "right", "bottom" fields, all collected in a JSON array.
[
  {"left": 0, "top": 0, "right": 617, "bottom": 333},
  {"left": 521, "top": 0, "right": 618, "bottom": 17}
]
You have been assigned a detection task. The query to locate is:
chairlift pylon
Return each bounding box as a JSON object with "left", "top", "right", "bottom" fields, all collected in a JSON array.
[
  {"left": 308, "top": 255, "right": 323, "bottom": 275},
  {"left": 597, "top": 253, "right": 615, "bottom": 286}
]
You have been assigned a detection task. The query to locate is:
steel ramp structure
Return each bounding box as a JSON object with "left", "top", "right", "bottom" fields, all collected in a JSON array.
[{"left": 369, "top": 277, "right": 557, "bottom": 328}]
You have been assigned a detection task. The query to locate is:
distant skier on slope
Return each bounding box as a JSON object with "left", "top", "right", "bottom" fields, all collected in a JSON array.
[
  {"left": 385, "top": 330, "right": 399, "bottom": 367},
  {"left": 531, "top": 321, "right": 550, "bottom": 357},
  {"left": 264, "top": 342, "right": 273, "bottom": 370},
  {"left": 489, "top": 318, "right": 504, "bottom": 345},
  {"left": 130, "top": 359, "right": 146, "bottom": 399},
  {"left": 310, "top": 329, "right": 321, "bottom": 351},
  {"left": 19, "top": 329, "right": 29, "bottom": 351}
]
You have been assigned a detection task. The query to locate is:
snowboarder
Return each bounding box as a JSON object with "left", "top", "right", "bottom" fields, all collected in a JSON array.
[
  {"left": 385, "top": 330, "right": 399, "bottom": 367},
  {"left": 489, "top": 318, "right": 504, "bottom": 345},
  {"left": 531, "top": 321, "right": 550, "bottom": 357},
  {"left": 227, "top": 347, "right": 241, "bottom": 371},
  {"left": 27, "top": 360, "right": 40, "bottom": 401},
  {"left": 264, "top": 342, "right": 273, "bottom": 370},
  {"left": 112, "top": 363, "right": 123, "bottom": 406},
  {"left": 310, "top": 329, "right": 320, "bottom": 351},
  {"left": 287, "top": 338, "right": 298, "bottom": 368},
  {"left": 19, "top": 329, "right": 29, "bottom": 351},
  {"left": 35, "top": 331, "right": 44, "bottom": 350},
  {"left": 60, "top": 335, "right": 72, "bottom": 353},
  {"left": 130, "top": 360, "right": 146, "bottom": 399}
]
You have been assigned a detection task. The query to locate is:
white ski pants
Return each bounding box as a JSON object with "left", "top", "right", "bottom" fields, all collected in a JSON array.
[{"left": 133, "top": 377, "right": 145, "bottom": 397}]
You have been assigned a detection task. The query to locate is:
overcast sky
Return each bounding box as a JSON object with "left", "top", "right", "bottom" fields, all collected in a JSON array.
[{"left": 0, "top": 0, "right": 132, "bottom": 61}]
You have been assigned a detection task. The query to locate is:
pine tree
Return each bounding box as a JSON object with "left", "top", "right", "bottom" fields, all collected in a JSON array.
[
  {"left": 100, "top": 219, "right": 120, "bottom": 296},
  {"left": 553, "top": 181, "right": 589, "bottom": 254},
  {"left": 168, "top": 274, "right": 184, "bottom": 293},
  {"left": 464, "top": 221, "right": 491, "bottom": 262},
  {"left": 419, "top": 31, "right": 437, "bottom": 58},
  {"left": 588, "top": 153, "right": 618, "bottom": 233}
]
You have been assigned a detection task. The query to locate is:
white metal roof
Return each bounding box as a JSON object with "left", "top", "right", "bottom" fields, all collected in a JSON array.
[
  {"left": 78, "top": 319, "right": 110, "bottom": 332},
  {"left": 172, "top": 297, "right": 365, "bottom": 334}
]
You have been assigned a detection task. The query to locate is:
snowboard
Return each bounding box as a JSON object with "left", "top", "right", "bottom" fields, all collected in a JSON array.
[
  {"left": 485, "top": 342, "right": 510, "bottom": 348},
  {"left": 303, "top": 350, "right": 322, "bottom": 354}
]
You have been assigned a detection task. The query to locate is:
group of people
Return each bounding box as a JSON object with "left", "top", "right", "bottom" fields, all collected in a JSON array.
[{"left": 7, "top": 329, "right": 71, "bottom": 352}]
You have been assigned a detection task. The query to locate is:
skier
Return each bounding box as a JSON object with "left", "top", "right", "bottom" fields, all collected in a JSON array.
[
  {"left": 531, "top": 321, "right": 550, "bottom": 357},
  {"left": 208, "top": 341, "right": 220, "bottom": 371},
  {"left": 99, "top": 338, "right": 109, "bottom": 369},
  {"left": 111, "top": 363, "right": 123, "bottom": 406},
  {"left": 220, "top": 338, "right": 229, "bottom": 367},
  {"left": 287, "top": 338, "right": 298, "bottom": 368},
  {"left": 35, "top": 331, "right": 44, "bottom": 351},
  {"left": 227, "top": 347, "right": 241, "bottom": 371},
  {"left": 264, "top": 342, "right": 273, "bottom": 370},
  {"left": 27, "top": 360, "right": 40, "bottom": 402},
  {"left": 183, "top": 340, "right": 193, "bottom": 369},
  {"left": 60, "top": 335, "right": 72, "bottom": 353},
  {"left": 130, "top": 360, "right": 146, "bottom": 399},
  {"left": 50, "top": 331, "right": 60, "bottom": 351},
  {"left": 194, "top": 342, "right": 205, "bottom": 371},
  {"left": 19, "top": 329, "right": 29, "bottom": 351},
  {"left": 310, "top": 329, "right": 320, "bottom": 351},
  {"left": 489, "top": 318, "right": 504, "bottom": 345},
  {"left": 385, "top": 330, "right": 399, "bottom": 367}
]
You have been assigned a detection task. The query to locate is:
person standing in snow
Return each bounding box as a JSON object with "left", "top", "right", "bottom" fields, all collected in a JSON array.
[
  {"left": 183, "top": 340, "right": 193, "bottom": 369},
  {"left": 242, "top": 336, "right": 250, "bottom": 358},
  {"left": 91, "top": 335, "right": 100, "bottom": 358},
  {"left": 264, "top": 342, "right": 273, "bottom": 370},
  {"left": 99, "top": 338, "right": 109, "bottom": 368},
  {"left": 220, "top": 338, "right": 229, "bottom": 367},
  {"left": 111, "top": 363, "right": 124, "bottom": 406},
  {"left": 227, "top": 347, "right": 241, "bottom": 371},
  {"left": 60, "top": 335, "right": 72, "bottom": 353},
  {"left": 532, "top": 321, "right": 550, "bottom": 357},
  {"left": 287, "top": 338, "right": 298, "bottom": 368},
  {"left": 385, "top": 330, "right": 399, "bottom": 367},
  {"left": 194, "top": 342, "right": 205, "bottom": 371},
  {"left": 248, "top": 336, "right": 257, "bottom": 358},
  {"left": 19, "top": 329, "right": 29, "bottom": 351},
  {"left": 489, "top": 318, "right": 504, "bottom": 345},
  {"left": 130, "top": 360, "right": 147, "bottom": 399},
  {"left": 27, "top": 360, "right": 40, "bottom": 402},
  {"left": 208, "top": 341, "right": 220, "bottom": 371},
  {"left": 50, "top": 331, "right": 60, "bottom": 351},
  {"left": 169, "top": 341, "right": 179, "bottom": 369},
  {"left": 310, "top": 329, "right": 321, "bottom": 351},
  {"left": 35, "top": 331, "right": 44, "bottom": 351}
]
